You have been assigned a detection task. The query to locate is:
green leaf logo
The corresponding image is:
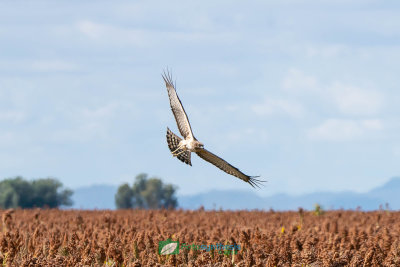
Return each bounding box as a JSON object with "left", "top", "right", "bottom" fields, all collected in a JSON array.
[{"left": 158, "top": 239, "right": 179, "bottom": 255}]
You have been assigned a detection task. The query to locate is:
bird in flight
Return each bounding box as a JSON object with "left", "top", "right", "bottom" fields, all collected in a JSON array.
[{"left": 162, "top": 71, "right": 264, "bottom": 188}]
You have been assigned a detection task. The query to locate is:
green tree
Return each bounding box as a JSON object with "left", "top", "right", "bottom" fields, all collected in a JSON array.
[
  {"left": 115, "top": 183, "right": 133, "bottom": 209},
  {"left": 31, "top": 178, "right": 73, "bottom": 208},
  {"left": 115, "top": 173, "right": 178, "bottom": 209},
  {"left": 132, "top": 173, "right": 147, "bottom": 208},
  {"left": 0, "top": 181, "right": 19, "bottom": 208},
  {"left": 162, "top": 184, "right": 178, "bottom": 209},
  {"left": 0, "top": 177, "right": 73, "bottom": 209},
  {"left": 142, "top": 178, "right": 163, "bottom": 209}
]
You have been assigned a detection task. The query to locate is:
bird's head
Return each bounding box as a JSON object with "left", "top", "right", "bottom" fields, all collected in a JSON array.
[{"left": 197, "top": 142, "right": 204, "bottom": 149}]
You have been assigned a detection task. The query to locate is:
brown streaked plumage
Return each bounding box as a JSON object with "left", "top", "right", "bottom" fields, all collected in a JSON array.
[
  {"left": 166, "top": 127, "right": 191, "bottom": 166},
  {"left": 162, "top": 70, "right": 264, "bottom": 188}
]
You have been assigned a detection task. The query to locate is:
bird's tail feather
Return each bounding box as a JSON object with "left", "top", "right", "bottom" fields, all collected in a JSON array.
[{"left": 166, "top": 128, "right": 192, "bottom": 166}]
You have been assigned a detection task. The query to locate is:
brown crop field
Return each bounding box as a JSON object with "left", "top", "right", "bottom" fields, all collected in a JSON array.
[{"left": 0, "top": 209, "right": 399, "bottom": 266}]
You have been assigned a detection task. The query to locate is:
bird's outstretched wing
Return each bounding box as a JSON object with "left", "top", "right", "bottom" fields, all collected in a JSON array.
[
  {"left": 195, "top": 148, "right": 264, "bottom": 188},
  {"left": 166, "top": 127, "right": 192, "bottom": 166},
  {"left": 162, "top": 71, "right": 194, "bottom": 139}
]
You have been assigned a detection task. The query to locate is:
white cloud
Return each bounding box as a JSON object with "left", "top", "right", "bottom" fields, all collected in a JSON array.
[
  {"left": 281, "top": 69, "right": 384, "bottom": 116},
  {"left": 80, "top": 103, "right": 119, "bottom": 121},
  {"left": 51, "top": 102, "right": 122, "bottom": 143},
  {"left": 252, "top": 98, "right": 305, "bottom": 118},
  {"left": 52, "top": 122, "right": 106, "bottom": 143},
  {"left": 0, "top": 110, "right": 26, "bottom": 123},
  {"left": 305, "top": 44, "right": 349, "bottom": 58},
  {"left": 76, "top": 20, "right": 104, "bottom": 39},
  {"left": 328, "top": 83, "right": 383, "bottom": 115},
  {"left": 0, "top": 60, "right": 78, "bottom": 73},
  {"left": 308, "top": 118, "right": 383, "bottom": 141},
  {"left": 226, "top": 128, "right": 259, "bottom": 142},
  {"left": 0, "top": 132, "right": 17, "bottom": 147},
  {"left": 394, "top": 146, "right": 400, "bottom": 157},
  {"left": 76, "top": 20, "right": 147, "bottom": 45},
  {"left": 214, "top": 127, "right": 268, "bottom": 151},
  {"left": 30, "top": 60, "right": 78, "bottom": 72},
  {"left": 282, "top": 69, "right": 318, "bottom": 93},
  {"left": 75, "top": 20, "right": 238, "bottom": 47},
  {"left": 360, "top": 119, "right": 382, "bottom": 130}
]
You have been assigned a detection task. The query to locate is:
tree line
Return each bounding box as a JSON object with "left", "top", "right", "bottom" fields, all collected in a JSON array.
[
  {"left": 115, "top": 173, "right": 178, "bottom": 209},
  {"left": 0, "top": 174, "right": 178, "bottom": 209},
  {"left": 0, "top": 177, "right": 73, "bottom": 208}
]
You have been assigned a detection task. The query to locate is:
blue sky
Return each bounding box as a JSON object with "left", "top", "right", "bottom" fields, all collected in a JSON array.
[{"left": 0, "top": 1, "right": 399, "bottom": 196}]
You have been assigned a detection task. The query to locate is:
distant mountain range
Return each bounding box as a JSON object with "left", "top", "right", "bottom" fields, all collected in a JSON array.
[
  {"left": 70, "top": 177, "right": 400, "bottom": 210},
  {"left": 71, "top": 184, "right": 117, "bottom": 210}
]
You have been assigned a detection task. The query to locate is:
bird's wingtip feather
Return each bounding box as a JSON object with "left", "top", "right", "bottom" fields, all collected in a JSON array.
[
  {"left": 248, "top": 176, "right": 266, "bottom": 189},
  {"left": 162, "top": 68, "right": 175, "bottom": 87}
]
